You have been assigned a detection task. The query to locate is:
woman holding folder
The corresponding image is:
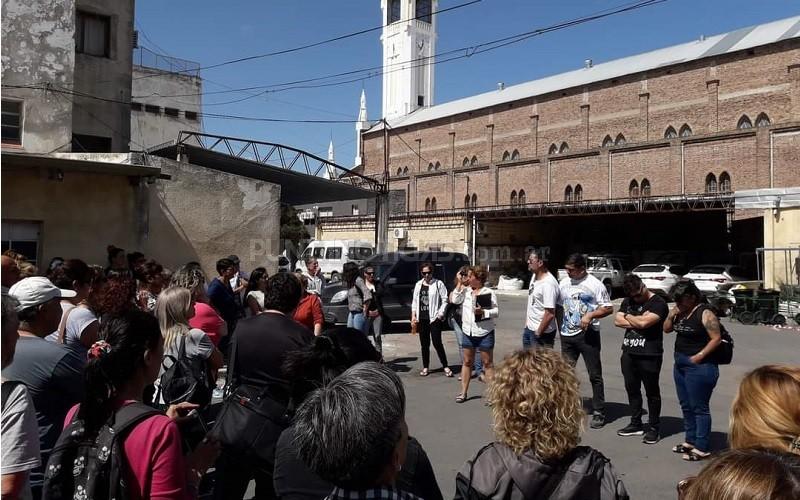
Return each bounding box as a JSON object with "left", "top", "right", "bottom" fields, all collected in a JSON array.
[{"left": 451, "top": 265, "right": 499, "bottom": 403}]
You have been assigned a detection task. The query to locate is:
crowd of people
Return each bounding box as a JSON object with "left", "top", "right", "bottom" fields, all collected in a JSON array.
[{"left": 0, "top": 246, "right": 798, "bottom": 500}]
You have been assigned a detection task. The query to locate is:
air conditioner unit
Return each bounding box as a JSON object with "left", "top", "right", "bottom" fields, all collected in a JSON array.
[{"left": 393, "top": 228, "right": 407, "bottom": 239}]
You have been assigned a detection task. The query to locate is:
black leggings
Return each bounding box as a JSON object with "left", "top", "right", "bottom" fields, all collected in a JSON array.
[{"left": 418, "top": 319, "right": 448, "bottom": 369}]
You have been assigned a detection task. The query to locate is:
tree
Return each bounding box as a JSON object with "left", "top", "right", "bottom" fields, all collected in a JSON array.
[{"left": 280, "top": 204, "right": 309, "bottom": 251}]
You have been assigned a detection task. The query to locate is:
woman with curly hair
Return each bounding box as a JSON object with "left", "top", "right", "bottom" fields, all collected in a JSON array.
[
  {"left": 455, "top": 349, "right": 629, "bottom": 500},
  {"left": 133, "top": 259, "right": 165, "bottom": 313},
  {"left": 95, "top": 270, "right": 138, "bottom": 320}
]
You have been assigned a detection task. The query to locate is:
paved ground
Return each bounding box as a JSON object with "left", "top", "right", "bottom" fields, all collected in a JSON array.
[{"left": 377, "top": 293, "right": 800, "bottom": 500}]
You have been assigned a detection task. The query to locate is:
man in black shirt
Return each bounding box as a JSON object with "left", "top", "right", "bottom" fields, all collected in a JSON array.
[
  {"left": 214, "top": 272, "right": 312, "bottom": 500},
  {"left": 614, "top": 274, "right": 668, "bottom": 444}
]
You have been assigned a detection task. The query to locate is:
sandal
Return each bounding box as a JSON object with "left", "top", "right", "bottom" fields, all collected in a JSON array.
[
  {"left": 444, "top": 367, "right": 454, "bottom": 378},
  {"left": 455, "top": 393, "right": 467, "bottom": 403},
  {"left": 672, "top": 443, "right": 694, "bottom": 454},
  {"left": 682, "top": 450, "right": 711, "bottom": 462},
  {"left": 419, "top": 368, "right": 429, "bottom": 377},
  {"left": 478, "top": 374, "right": 486, "bottom": 383}
]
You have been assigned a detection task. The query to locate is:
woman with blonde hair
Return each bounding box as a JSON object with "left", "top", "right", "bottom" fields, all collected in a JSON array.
[
  {"left": 456, "top": 349, "right": 628, "bottom": 499},
  {"left": 679, "top": 448, "right": 800, "bottom": 500},
  {"left": 153, "top": 286, "right": 223, "bottom": 407},
  {"left": 729, "top": 364, "right": 800, "bottom": 455}
]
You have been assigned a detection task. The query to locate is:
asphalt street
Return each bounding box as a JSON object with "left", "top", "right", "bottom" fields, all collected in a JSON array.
[{"left": 378, "top": 292, "right": 800, "bottom": 500}]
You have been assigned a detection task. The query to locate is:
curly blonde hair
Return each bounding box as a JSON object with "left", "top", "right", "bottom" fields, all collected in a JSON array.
[
  {"left": 488, "top": 349, "right": 584, "bottom": 460},
  {"left": 730, "top": 364, "right": 800, "bottom": 455}
]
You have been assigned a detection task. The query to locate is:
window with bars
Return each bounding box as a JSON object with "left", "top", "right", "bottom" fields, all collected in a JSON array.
[
  {"left": 641, "top": 179, "right": 651, "bottom": 196},
  {"left": 574, "top": 184, "right": 583, "bottom": 201},
  {"left": 1, "top": 100, "right": 22, "bottom": 145},
  {"left": 719, "top": 172, "right": 731, "bottom": 192},
  {"left": 705, "top": 173, "right": 717, "bottom": 193},
  {"left": 564, "top": 185, "right": 573, "bottom": 202}
]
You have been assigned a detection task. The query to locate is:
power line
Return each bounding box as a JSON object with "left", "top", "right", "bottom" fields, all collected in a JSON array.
[
  {"left": 383, "top": 120, "right": 430, "bottom": 164},
  {"left": 130, "top": 0, "right": 481, "bottom": 81},
  {"left": 132, "top": 0, "right": 666, "bottom": 100}
]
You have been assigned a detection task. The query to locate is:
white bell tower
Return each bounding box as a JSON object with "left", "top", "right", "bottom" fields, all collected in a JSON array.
[{"left": 381, "top": 0, "right": 437, "bottom": 120}]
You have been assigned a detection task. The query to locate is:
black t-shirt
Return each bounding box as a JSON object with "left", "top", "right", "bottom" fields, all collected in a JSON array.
[
  {"left": 420, "top": 284, "right": 430, "bottom": 317},
  {"left": 673, "top": 305, "right": 713, "bottom": 358},
  {"left": 620, "top": 294, "right": 668, "bottom": 356},
  {"left": 231, "top": 312, "right": 313, "bottom": 401}
]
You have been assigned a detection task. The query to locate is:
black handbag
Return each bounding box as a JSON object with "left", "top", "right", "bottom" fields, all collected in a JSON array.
[
  {"left": 707, "top": 323, "right": 734, "bottom": 365},
  {"left": 209, "top": 338, "right": 290, "bottom": 466}
]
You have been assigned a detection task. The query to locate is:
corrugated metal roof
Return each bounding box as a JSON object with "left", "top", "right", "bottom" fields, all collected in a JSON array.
[{"left": 369, "top": 16, "right": 800, "bottom": 132}]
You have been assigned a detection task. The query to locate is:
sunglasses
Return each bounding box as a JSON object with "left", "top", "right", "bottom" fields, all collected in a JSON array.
[
  {"left": 459, "top": 272, "right": 468, "bottom": 277},
  {"left": 421, "top": 271, "right": 431, "bottom": 276},
  {"left": 364, "top": 271, "right": 374, "bottom": 275}
]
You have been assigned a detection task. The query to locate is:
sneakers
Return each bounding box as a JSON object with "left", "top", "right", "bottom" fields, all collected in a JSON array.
[
  {"left": 617, "top": 422, "right": 644, "bottom": 436},
  {"left": 643, "top": 427, "right": 660, "bottom": 444},
  {"left": 590, "top": 413, "right": 606, "bottom": 429}
]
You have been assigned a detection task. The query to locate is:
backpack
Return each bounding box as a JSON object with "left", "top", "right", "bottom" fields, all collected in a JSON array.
[
  {"left": 708, "top": 322, "right": 734, "bottom": 365},
  {"left": 158, "top": 333, "right": 212, "bottom": 407},
  {"left": 42, "top": 402, "right": 160, "bottom": 500}
]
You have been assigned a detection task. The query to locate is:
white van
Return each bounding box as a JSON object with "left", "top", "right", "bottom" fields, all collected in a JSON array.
[{"left": 296, "top": 240, "right": 375, "bottom": 281}]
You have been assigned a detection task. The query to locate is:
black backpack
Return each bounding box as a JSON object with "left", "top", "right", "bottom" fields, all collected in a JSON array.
[
  {"left": 42, "top": 403, "right": 160, "bottom": 500},
  {"left": 158, "top": 334, "right": 212, "bottom": 407}
]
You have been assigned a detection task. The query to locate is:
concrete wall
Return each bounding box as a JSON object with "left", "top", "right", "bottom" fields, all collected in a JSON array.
[
  {"left": 145, "top": 158, "right": 282, "bottom": 277},
  {"left": 1, "top": 166, "right": 140, "bottom": 265},
  {"left": 762, "top": 207, "right": 800, "bottom": 289},
  {"left": 1, "top": 0, "right": 76, "bottom": 153},
  {"left": 71, "top": 0, "right": 134, "bottom": 152},
  {"left": 131, "top": 65, "right": 203, "bottom": 150}
]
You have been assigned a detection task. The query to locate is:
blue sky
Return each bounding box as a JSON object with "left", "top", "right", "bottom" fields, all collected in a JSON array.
[{"left": 135, "top": 0, "right": 798, "bottom": 167}]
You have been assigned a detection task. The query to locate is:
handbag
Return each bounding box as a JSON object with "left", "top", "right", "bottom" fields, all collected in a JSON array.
[
  {"left": 210, "top": 337, "right": 290, "bottom": 466},
  {"left": 707, "top": 323, "right": 734, "bottom": 365}
]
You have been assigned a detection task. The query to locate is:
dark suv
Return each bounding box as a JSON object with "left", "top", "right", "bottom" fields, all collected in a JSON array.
[{"left": 320, "top": 251, "right": 470, "bottom": 325}]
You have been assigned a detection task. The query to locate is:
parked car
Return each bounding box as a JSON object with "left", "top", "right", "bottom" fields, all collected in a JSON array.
[
  {"left": 296, "top": 239, "right": 375, "bottom": 281},
  {"left": 320, "top": 251, "right": 470, "bottom": 325},
  {"left": 632, "top": 263, "right": 687, "bottom": 298},
  {"left": 684, "top": 264, "right": 749, "bottom": 294},
  {"left": 558, "top": 254, "right": 629, "bottom": 295}
]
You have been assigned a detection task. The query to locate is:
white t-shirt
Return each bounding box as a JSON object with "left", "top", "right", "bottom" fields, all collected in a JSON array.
[
  {"left": 46, "top": 304, "right": 98, "bottom": 360},
  {"left": 245, "top": 290, "right": 265, "bottom": 316},
  {"left": 558, "top": 274, "right": 612, "bottom": 337},
  {"left": 153, "top": 328, "right": 214, "bottom": 404},
  {"left": 1, "top": 379, "right": 41, "bottom": 500},
  {"left": 526, "top": 273, "right": 560, "bottom": 333}
]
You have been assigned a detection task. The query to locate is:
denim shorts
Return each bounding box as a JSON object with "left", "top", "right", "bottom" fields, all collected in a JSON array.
[{"left": 461, "top": 330, "right": 495, "bottom": 351}]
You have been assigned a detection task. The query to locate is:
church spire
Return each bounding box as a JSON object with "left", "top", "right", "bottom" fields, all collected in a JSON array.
[
  {"left": 355, "top": 89, "right": 369, "bottom": 167},
  {"left": 323, "top": 137, "right": 337, "bottom": 179}
]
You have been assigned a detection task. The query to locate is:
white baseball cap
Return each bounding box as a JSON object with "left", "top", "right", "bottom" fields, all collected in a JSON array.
[{"left": 8, "top": 277, "right": 77, "bottom": 311}]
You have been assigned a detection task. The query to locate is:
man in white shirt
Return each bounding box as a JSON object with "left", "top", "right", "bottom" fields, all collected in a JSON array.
[
  {"left": 523, "top": 249, "right": 559, "bottom": 349},
  {"left": 558, "top": 253, "right": 614, "bottom": 429}
]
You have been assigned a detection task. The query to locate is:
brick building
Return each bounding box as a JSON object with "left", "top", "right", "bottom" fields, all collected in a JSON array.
[{"left": 320, "top": 15, "right": 800, "bottom": 273}]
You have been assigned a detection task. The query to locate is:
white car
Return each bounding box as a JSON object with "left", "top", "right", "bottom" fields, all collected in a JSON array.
[
  {"left": 632, "top": 264, "right": 686, "bottom": 298},
  {"left": 684, "top": 264, "right": 749, "bottom": 294}
]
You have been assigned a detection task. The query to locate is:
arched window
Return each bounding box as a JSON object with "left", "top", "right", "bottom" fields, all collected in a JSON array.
[
  {"left": 574, "top": 184, "right": 583, "bottom": 202},
  {"left": 425, "top": 198, "right": 431, "bottom": 211},
  {"left": 679, "top": 124, "right": 692, "bottom": 137},
  {"left": 719, "top": 171, "right": 731, "bottom": 192},
  {"left": 396, "top": 167, "right": 402, "bottom": 176},
  {"left": 755, "top": 113, "right": 771, "bottom": 128},
  {"left": 629, "top": 179, "right": 639, "bottom": 198},
  {"left": 559, "top": 142, "right": 570, "bottom": 154},
  {"left": 434, "top": 161, "right": 441, "bottom": 170},
  {"left": 518, "top": 189, "right": 526, "bottom": 204},
  {"left": 615, "top": 134, "right": 626, "bottom": 146},
  {"left": 471, "top": 193, "right": 478, "bottom": 208},
  {"left": 549, "top": 143, "right": 558, "bottom": 155},
  {"left": 664, "top": 126, "right": 678, "bottom": 139},
  {"left": 602, "top": 135, "right": 613, "bottom": 148},
  {"left": 641, "top": 178, "right": 651, "bottom": 196},
  {"left": 705, "top": 173, "right": 718, "bottom": 193},
  {"left": 502, "top": 151, "right": 511, "bottom": 161},
  {"left": 403, "top": 166, "right": 409, "bottom": 174},
  {"left": 462, "top": 157, "right": 470, "bottom": 167},
  {"left": 511, "top": 149, "right": 520, "bottom": 160},
  {"left": 510, "top": 190, "right": 517, "bottom": 205},
  {"left": 737, "top": 115, "right": 752, "bottom": 129},
  {"left": 564, "top": 185, "right": 573, "bottom": 202},
  {"left": 431, "top": 197, "right": 437, "bottom": 210},
  {"left": 470, "top": 155, "right": 478, "bottom": 166},
  {"left": 427, "top": 162, "right": 434, "bottom": 171},
  {"left": 464, "top": 194, "right": 471, "bottom": 208}
]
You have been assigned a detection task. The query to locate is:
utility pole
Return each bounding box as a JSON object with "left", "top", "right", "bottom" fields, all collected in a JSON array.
[{"left": 375, "top": 119, "right": 390, "bottom": 254}]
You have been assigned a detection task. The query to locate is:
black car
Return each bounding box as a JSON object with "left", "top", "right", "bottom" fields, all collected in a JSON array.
[{"left": 321, "top": 251, "right": 470, "bottom": 325}]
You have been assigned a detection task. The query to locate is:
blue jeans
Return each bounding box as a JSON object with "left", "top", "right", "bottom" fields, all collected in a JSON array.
[
  {"left": 673, "top": 352, "right": 719, "bottom": 451},
  {"left": 449, "top": 316, "right": 483, "bottom": 374},
  {"left": 347, "top": 311, "right": 368, "bottom": 334},
  {"left": 522, "top": 326, "right": 556, "bottom": 349}
]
